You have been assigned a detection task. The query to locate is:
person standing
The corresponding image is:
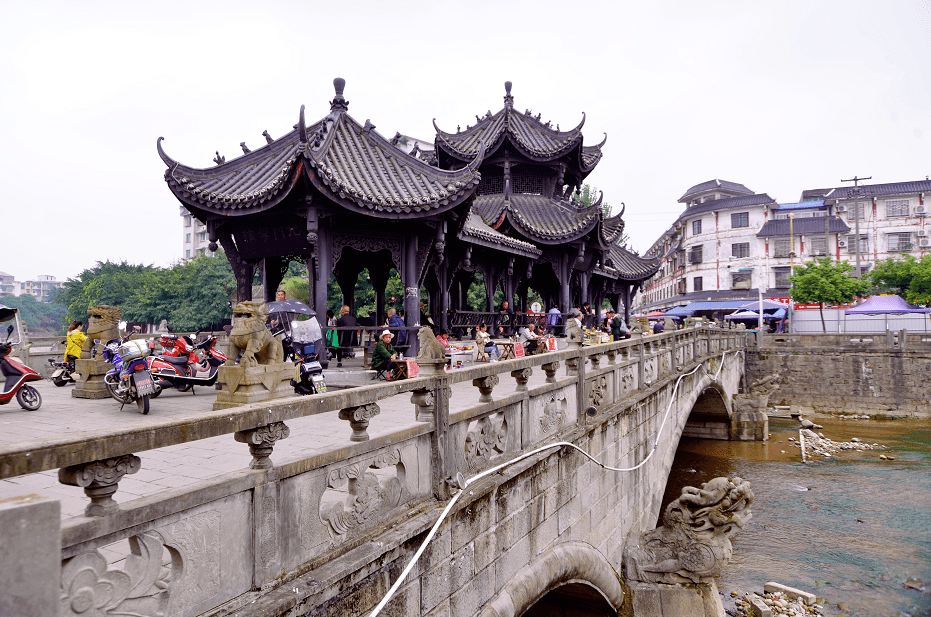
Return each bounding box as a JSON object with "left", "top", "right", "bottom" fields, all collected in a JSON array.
[
  {"left": 335, "top": 305, "right": 358, "bottom": 368},
  {"left": 499, "top": 300, "right": 515, "bottom": 336}
]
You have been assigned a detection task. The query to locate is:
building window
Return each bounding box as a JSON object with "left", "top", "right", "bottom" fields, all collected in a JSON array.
[
  {"left": 731, "top": 242, "right": 750, "bottom": 258},
  {"left": 731, "top": 271, "right": 752, "bottom": 290},
  {"left": 692, "top": 219, "right": 701, "bottom": 235},
  {"left": 198, "top": 232, "right": 207, "bottom": 242},
  {"left": 773, "top": 238, "right": 792, "bottom": 258},
  {"left": 774, "top": 268, "right": 791, "bottom": 288},
  {"left": 476, "top": 170, "right": 504, "bottom": 196},
  {"left": 185, "top": 249, "right": 191, "bottom": 258},
  {"left": 731, "top": 212, "right": 749, "bottom": 228},
  {"left": 677, "top": 279, "right": 686, "bottom": 294},
  {"left": 693, "top": 276, "right": 703, "bottom": 292},
  {"left": 688, "top": 245, "right": 703, "bottom": 264},
  {"left": 185, "top": 233, "right": 191, "bottom": 243},
  {"left": 885, "top": 200, "right": 910, "bottom": 218},
  {"left": 887, "top": 232, "right": 914, "bottom": 252},
  {"left": 846, "top": 234, "right": 868, "bottom": 254},
  {"left": 809, "top": 236, "right": 827, "bottom": 256},
  {"left": 845, "top": 202, "right": 867, "bottom": 220}
]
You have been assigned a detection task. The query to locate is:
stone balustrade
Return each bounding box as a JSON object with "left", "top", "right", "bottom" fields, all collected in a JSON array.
[{"left": 0, "top": 327, "right": 745, "bottom": 617}]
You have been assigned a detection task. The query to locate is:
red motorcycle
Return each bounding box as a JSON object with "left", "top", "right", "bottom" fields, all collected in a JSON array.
[
  {"left": 149, "top": 332, "right": 227, "bottom": 393},
  {"left": 0, "top": 308, "right": 42, "bottom": 411}
]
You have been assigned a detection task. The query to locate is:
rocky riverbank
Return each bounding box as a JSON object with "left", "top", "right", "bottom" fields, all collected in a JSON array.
[
  {"left": 726, "top": 583, "right": 825, "bottom": 616},
  {"left": 795, "top": 428, "right": 889, "bottom": 459}
]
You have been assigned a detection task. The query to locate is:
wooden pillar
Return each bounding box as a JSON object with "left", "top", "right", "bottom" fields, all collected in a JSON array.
[
  {"left": 370, "top": 263, "right": 390, "bottom": 328},
  {"left": 403, "top": 235, "right": 420, "bottom": 355},
  {"left": 218, "top": 230, "right": 254, "bottom": 303},
  {"left": 312, "top": 225, "right": 331, "bottom": 331},
  {"left": 559, "top": 253, "right": 571, "bottom": 313},
  {"left": 261, "top": 256, "right": 284, "bottom": 303}
]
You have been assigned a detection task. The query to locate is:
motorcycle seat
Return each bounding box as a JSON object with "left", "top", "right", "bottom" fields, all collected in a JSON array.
[{"left": 159, "top": 355, "right": 189, "bottom": 366}]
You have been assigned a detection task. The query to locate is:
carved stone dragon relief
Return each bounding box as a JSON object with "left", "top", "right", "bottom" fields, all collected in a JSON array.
[
  {"left": 319, "top": 449, "right": 404, "bottom": 543},
  {"left": 465, "top": 413, "right": 507, "bottom": 470},
  {"left": 624, "top": 477, "right": 753, "bottom": 585},
  {"left": 619, "top": 366, "right": 635, "bottom": 395},
  {"left": 588, "top": 374, "right": 609, "bottom": 408}
]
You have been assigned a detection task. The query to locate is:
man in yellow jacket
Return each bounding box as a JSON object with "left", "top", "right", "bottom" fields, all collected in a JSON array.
[{"left": 65, "top": 320, "right": 87, "bottom": 363}]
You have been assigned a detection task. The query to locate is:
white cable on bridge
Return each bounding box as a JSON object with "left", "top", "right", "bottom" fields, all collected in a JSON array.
[{"left": 368, "top": 348, "right": 741, "bottom": 617}]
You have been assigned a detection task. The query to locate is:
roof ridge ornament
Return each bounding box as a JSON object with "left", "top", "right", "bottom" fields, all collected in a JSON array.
[
  {"left": 298, "top": 105, "right": 307, "bottom": 144},
  {"left": 330, "top": 77, "right": 349, "bottom": 112},
  {"left": 504, "top": 81, "right": 513, "bottom": 108},
  {"left": 263, "top": 130, "right": 274, "bottom": 144},
  {"left": 213, "top": 151, "right": 225, "bottom": 166}
]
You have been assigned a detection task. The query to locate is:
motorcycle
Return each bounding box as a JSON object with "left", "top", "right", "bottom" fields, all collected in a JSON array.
[
  {"left": 96, "top": 336, "right": 158, "bottom": 414},
  {"left": 290, "top": 341, "right": 327, "bottom": 395},
  {"left": 0, "top": 308, "right": 42, "bottom": 411},
  {"left": 149, "top": 332, "right": 227, "bottom": 393},
  {"left": 48, "top": 355, "right": 80, "bottom": 387}
]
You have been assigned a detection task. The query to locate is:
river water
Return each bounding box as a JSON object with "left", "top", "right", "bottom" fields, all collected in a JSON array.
[{"left": 661, "top": 417, "right": 931, "bottom": 617}]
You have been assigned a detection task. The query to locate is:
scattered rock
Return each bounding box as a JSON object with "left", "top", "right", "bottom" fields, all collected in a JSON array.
[
  {"left": 850, "top": 437, "right": 860, "bottom": 443},
  {"left": 799, "top": 429, "right": 887, "bottom": 459}
]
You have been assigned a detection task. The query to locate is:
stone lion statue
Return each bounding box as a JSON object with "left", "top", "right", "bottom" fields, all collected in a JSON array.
[
  {"left": 416, "top": 326, "right": 446, "bottom": 361},
  {"left": 565, "top": 311, "right": 584, "bottom": 346},
  {"left": 81, "top": 305, "right": 121, "bottom": 358},
  {"left": 226, "top": 301, "right": 283, "bottom": 367},
  {"left": 624, "top": 477, "right": 753, "bottom": 584}
]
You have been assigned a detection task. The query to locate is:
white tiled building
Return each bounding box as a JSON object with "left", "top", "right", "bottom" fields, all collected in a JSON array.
[
  {"left": 635, "top": 177, "right": 931, "bottom": 313},
  {"left": 180, "top": 206, "right": 212, "bottom": 259}
]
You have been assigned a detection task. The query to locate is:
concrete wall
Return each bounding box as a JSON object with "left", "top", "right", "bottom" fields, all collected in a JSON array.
[{"left": 748, "top": 333, "right": 931, "bottom": 418}]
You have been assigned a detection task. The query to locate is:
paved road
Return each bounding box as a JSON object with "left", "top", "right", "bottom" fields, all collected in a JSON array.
[{"left": 0, "top": 352, "right": 550, "bottom": 520}]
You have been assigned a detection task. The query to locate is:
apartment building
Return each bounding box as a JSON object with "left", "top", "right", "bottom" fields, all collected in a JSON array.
[
  {"left": 181, "top": 206, "right": 213, "bottom": 259},
  {"left": 635, "top": 177, "right": 931, "bottom": 313},
  {"left": 19, "top": 275, "right": 62, "bottom": 302}
]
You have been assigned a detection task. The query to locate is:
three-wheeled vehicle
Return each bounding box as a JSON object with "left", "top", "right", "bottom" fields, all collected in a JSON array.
[{"left": 0, "top": 304, "right": 42, "bottom": 411}]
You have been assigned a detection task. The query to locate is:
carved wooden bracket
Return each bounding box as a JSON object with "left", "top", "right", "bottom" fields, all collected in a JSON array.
[
  {"left": 59, "top": 454, "right": 141, "bottom": 517},
  {"left": 234, "top": 421, "right": 290, "bottom": 469},
  {"left": 338, "top": 403, "right": 381, "bottom": 441}
]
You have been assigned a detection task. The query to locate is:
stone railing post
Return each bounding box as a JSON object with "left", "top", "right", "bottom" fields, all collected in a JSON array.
[
  {"left": 638, "top": 340, "right": 646, "bottom": 390},
  {"left": 472, "top": 374, "right": 500, "bottom": 403},
  {"left": 234, "top": 421, "right": 290, "bottom": 468},
  {"left": 411, "top": 389, "right": 435, "bottom": 422},
  {"left": 542, "top": 361, "right": 560, "bottom": 383},
  {"left": 510, "top": 367, "right": 532, "bottom": 391},
  {"left": 0, "top": 495, "right": 60, "bottom": 614},
  {"left": 337, "top": 404, "right": 380, "bottom": 442},
  {"left": 59, "top": 454, "right": 141, "bottom": 517},
  {"left": 670, "top": 334, "right": 678, "bottom": 372},
  {"left": 589, "top": 352, "right": 602, "bottom": 370},
  {"left": 431, "top": 376, "right": 451, "bottom": 500},
  {"left": 606, "top": 347, "right": 617, "bottom": 364}
]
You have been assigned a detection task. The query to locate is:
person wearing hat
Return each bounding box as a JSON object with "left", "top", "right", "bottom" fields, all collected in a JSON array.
[{"left": 371, "top": 329, "right": 400, "bottom": 377}]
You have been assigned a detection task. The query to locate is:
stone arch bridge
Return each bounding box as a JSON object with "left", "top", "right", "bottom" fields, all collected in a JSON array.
[{"left": 0, "top": 328, "right": 751, "bottom": 617}]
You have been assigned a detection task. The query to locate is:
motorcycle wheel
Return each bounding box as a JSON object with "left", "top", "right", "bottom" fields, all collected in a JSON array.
[
  {"left": 16, "top": 386, "right": 41, "bottom": 411},
  {"left": 53, "top": 373, "right": 68, "bottom": 387},
  {"left": 175, "top": 384, "right": 191, "bottom": 393},
  {"left": 136, "top": 394, "right": 150, "bottom": 414},
  {"left": 107, "top": 381, "right": 132, "bottom": 404}
]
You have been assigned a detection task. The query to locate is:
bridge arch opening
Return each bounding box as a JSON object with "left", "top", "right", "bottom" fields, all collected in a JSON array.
[
  {"left": 479, "top": 542, "right": 623, "bottom": 617},
  {"left": 522, "top": 582, "right": 615, "bottom": 616},
  {"left": 682, "top": 384, "right": 731, "bottom": 440}
]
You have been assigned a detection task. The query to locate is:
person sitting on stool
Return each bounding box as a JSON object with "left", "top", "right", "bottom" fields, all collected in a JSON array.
[
  {"left": 371, "top": 329, "right": 400, "bottom": 378},
  {"left": 518, "top": 323, "right": 541, "bottom": 355}
]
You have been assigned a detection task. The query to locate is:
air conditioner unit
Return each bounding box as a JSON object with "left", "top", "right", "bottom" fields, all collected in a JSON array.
[
  {"left": 836, "top": 205, "right": 848, "bottom": 213},
  {"left": 916, "top": 205, "right": 928, "bottom": 216},
  {"left": 918, "top": 230, "right": 929, "bottom": 238},
  {"left": 920, "top": 238, "right": 931, "bottom": 248},
  {"left": 837, "top": 240, "right": 848, "bottom": 248}
]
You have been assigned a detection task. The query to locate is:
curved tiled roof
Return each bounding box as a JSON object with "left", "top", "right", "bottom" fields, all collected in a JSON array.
[
  {"left": 600, "top": 210, "right": 626, "bottom": 244},
  {"left": 434, "top": 82, "right": 600, "bottom": 164},
  {"left": 460, "top": 211, "right": 541, "bottom": 258},
  {"left": 678, "top": 179, "right": 754, "bottom": 203},
  {"left": 757, "top": 216, "right": 850, "bottom": 238},
  {"left": 675, "top": 193, "right": 776, "bottom": 224},
  {"left": 472, "top": 194, "right": 602, "bottom": 244},
  {"left": 159, "top": 78, "right": 483, "bottom": 217},
  {"left": 606, "top": 245, "right": 661, "bottom": 280},
  {"left": 580, "top": 134, "right": 607, "bottom": 172}
]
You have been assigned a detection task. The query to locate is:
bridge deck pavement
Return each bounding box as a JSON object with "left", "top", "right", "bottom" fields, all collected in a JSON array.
[{"left": 0, "top": 355, "right": 556, "bottom": 520}]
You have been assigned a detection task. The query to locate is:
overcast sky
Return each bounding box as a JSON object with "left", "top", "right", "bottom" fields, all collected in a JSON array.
[{"left": 2, "top": 0, "right": 929, "bottom": 283}]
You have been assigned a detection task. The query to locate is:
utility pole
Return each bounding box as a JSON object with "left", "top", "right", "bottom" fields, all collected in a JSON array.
[{"left": 841, "top": 175, "right": 871, "bottom": 278}]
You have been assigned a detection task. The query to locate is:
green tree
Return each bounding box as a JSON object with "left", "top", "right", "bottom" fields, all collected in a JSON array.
[
  {"left": 789, "top": 258, "right": 869, "bottom": 332},
  {"left": 869, "top": 254, "right": 931, "bottom": 305},
  {"left": 0, "top": 293, "right": 66, "bottom": 336}
]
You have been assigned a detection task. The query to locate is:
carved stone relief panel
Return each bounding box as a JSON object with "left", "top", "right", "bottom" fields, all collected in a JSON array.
[
  {"left": 619, "top": 365, "right": 636, "bottom": 396},
  {"left": 464, "top": 413, "right": 507, "bottom": 471},
  {"left": 319, "top": 448, "right": 405, "bottom": 544},
  {"left": 643, "top": 357, "right": 658, "bottom": 385},
  {"left": 587, "top": 371, "right": 614, "bottom": 409}
]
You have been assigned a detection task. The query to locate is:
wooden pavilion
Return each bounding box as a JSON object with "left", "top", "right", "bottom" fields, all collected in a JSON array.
[{"left": 158, "top": 79, "right": 659, "bottom": 351}]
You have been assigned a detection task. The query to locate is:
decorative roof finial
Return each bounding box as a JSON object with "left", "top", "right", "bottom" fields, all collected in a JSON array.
[
  {"left": 330, "top": 77, "right": 349, "bottom": 112},
  {"left": 240, "top": 142, "right": 251, "bottom": 154},
  {"left": 263, "top": 130, "right": 273, "bottom": 144},
  {"left": 213, "top": 151, "right": 225, "bottom": 165},
  {"left": 504, "top": 81, "right": 514, "bottom": 108}
]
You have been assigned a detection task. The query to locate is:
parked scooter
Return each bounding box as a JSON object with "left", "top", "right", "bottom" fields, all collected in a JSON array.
[
  {"left": 0, "top": 322, "right": 42, "bottom": 411},
  {"left": 290, "top": 341, "right": 327, "bottom": 395},
  {"left": 149, "top": 332, "right": 227, "bottom": 393},
  {"left": 48, "top": 356, "right": 80, "bottom": 386},
  {"left": 96, "top": 336, "right": 158, "bottom": 414}
]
